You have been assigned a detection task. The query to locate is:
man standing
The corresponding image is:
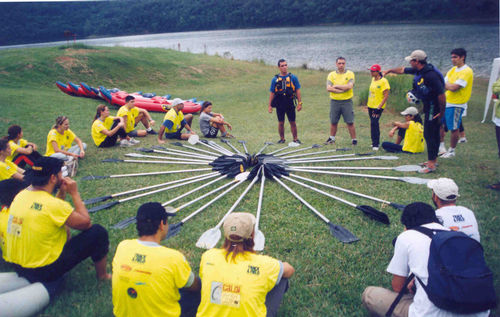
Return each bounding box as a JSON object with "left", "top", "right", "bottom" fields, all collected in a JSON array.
[
  {"left": 427, "top": 177, "right": 481, "bottom": 242},
  {"left": 5, "top": 157, "right": 110, "bottom": 288},
  {"left": 112, "top": 202, "right": 201, "bottom": 317},
  {"left": 439, "top": 48, "right": 474, "bottom": 158},
  {"left": 117, "top": 95, "right": 157, "bottom": 142},
  {"left": 384, "top": 50, "right": 446, "bottom": 173},
  {"left": 268, "top": 59, "right": 302, "bottom": 144},
  {"left": 325, "top": 57, "right": 357, "bottom": 146},
  {"left": 157, "top": 98, "right": 196, "bottom": 143}
]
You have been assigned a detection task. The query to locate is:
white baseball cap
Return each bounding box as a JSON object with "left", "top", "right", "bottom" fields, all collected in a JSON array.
[
  {"left": 427, "top": 178, "right": 460, "bottom": 201},
  {"left": 171, "top": 98, "right": 184, "bottom": 107},
  {"left": 405, "top": 50, "right": 427, "bottom": 62}
]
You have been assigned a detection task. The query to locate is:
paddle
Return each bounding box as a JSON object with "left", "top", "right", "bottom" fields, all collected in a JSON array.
[
  {"left": 285, "top": 153, "right": 375, "bottom": 162},
  {"left": 281, "top": 147, "right": 351, "bottom": 159},
  {"left": 124, "top": 152, "right": 211, "bottom": 164},
  {"left": 205, "top": 139, "right": 234, "bottom": 155},
  {"left": 102, "top": 158, "right": 208, "bottom": 165},
  {"left": 270, "top": 174, "right": 359, "bottom": 243},
  {"left": 256, "top": 142, "right": 274, "bottom": 156},
  {"left": 196, "top": 166, "right": 263, "bottom": 249},
  {"left": 189, "top": 135, "right": 229, "bottom": 156},
  {"left": 171, "top": 141, "right": 220, "bottom": 157},
  {"left": 138, "top": 147, "right": 217, "bottom": 160},
  {"left": 275, "top": 143, "right": 323, "bottom": 157},
  {"left": 288, "top": 165, "right": 421, "bottom": 172},
  {"left": 165, "top": 172, "right": 250, "bottom": 239},
  {"left": 81, "top": 167, "right": 212, "bottom": 181},
  {"left": 238, "top": 140, "right": 249, "bottom": 154},
  {"left": 282, "top": 175, "right": 390, "bottom": 224},
  {"left": 286, "top": 155, "right": 399, "bottom": 164},
  {"left": 254, "top": 168, "right": 266, "bottom": 251},
  {"left": 289, "top": 173, "right": 406, "bottom": 211},
  {"left": 220, "top": 139, "right": 241, "bottom": 154},
  {"left": 266, "top": 141, "right": 300, "bottom": 155}
]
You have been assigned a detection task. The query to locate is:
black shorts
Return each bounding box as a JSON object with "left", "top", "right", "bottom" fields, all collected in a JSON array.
[
  {"left": 276, "top": 104, "right": 296, "bottom": 122},
  {"left": 204, "top": 126, "right": 219, "bottom": 138},
  {"left": 165, "top": 131, "right": 182, "bottom": 139}
]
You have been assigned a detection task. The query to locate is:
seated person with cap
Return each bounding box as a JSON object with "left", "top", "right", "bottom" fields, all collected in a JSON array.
[
  {"left": 382, "top": 106, "right": 425, "bottom": 154},
  {"left": 158, "top": 98, "right": 196, "bottom": 143},
  {"left": 112, "top": 202, "right": 201, "bottom": 317},
  {"left": 196, "top": 212, "right": 295, "bottom": 317},
  {"left": 4, "top": 157, "right": 110, "bottom": 297}
]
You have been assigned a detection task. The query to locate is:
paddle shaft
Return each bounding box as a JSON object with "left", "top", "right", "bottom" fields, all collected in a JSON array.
[
  {"left": 288, "top": 168, "right": 405, "bottom": 182},
  {"left": 118, "top": 159, "right": 208, "bottom": 165},
  {"left": 255, "top": 168, "right": 266, "bottom": 229},
  {"left": 170, "top": 179, "right": 238, "bottom": 212},
  {"left": 106, "top": 168, "right": 212, "bottom": 179},
  {"left": 222, "top": 141, "right": 241, "bottom": 154},
  {"left": 179, "top": 144, "right": 220, "bottom": 157},
  {"left": 125, "top": 153, "right": 211, "bottom": 163},
  {"left": 286, "top": 153, "right": 355, "bottom": 162},
  {"left": 161, "top": 174, "right": 227, "bottom": 207},
  {"left": 151, "top": 148, "right": 216, "bottom": 160},
  {"left": 276, "top": 145, "right": 317, "bottom": 157},
  {"left": 281, "top": 148, "right": 349, "bottom": 159},
  {"left": 287, "top": 156, "right": 393, "bottom": 164}
]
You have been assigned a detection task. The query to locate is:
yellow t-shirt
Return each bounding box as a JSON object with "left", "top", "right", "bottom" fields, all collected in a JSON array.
[
  {"left": 117, "top": 106, "right": 139, "bottom": 133},
  {"left": 367, "top": 77, "right": 390, "bottom": 109},
  {"left": 196, "top": 249, "right": 282, "bottom": 317},
  {"left": 0, "top": 160, "right": 18, "bottom": 181},
  {"left": 91, "top": 117, "right": 115, "bottom": 146},
  {"left": 6, "top": 139, "right": 28, "bottom": 162},
  {"left": 45, "top": 128, "right": 76, "bottom": 156},
  {"left": 0, "top": 206, "right": 9, "bottom": 258},
  {"left": 402, "top": 121, "right": 425, "bottom": 153},
  {"left": 4, "top": 189, "right": 72, "bottom": 267},
  {"left": 445, "top": 65, "right": 473, "bottom": 106},
  {"left": 327, "top": 70, "right": 355, "bottom": 100},
  {"left": 162, "top": 109, "right": 185, "bottom": 134},
  {"left": 112, "top": 239, "right": 193, "bottom": 317}
]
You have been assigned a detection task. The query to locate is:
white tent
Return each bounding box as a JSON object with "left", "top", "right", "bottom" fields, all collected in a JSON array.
[{"left": 482, "top": 57, "right": 500, "bottom": 123}]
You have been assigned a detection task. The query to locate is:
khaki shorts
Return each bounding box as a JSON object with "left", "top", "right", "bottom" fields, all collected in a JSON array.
[
  {"left": 330, "top": 99, "right": 354, "bottom": 124},
  {"left": 361, "top": 286, "right": 413, "bottom": 317}
]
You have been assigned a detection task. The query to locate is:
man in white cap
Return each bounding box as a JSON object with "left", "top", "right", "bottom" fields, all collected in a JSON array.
[
  {"left": 427, "top": 178, "right": 481, "bottom": 242},
  {"left": 196, "top": 212, "right": 294, "bottom": 317},
  {"left": 384, "top": 50, "right": 446, "bottom": 174},
  {"left": 158, "top": 98, "right": 196, "bottom": 143}
]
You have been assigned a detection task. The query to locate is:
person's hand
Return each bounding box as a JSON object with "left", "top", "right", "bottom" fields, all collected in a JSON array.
[
  {"left": 389, "top": 130, "right": 395, "bottom": 138},
  {"left": 158, "top": 138, "right": 166, "bottom": 144},
  {"left": 297, "top": 103, "right": 302, "bottom": 112},
  {"left": 29, "top": 143, "right": 37, "bottom": 151},
  {"left": 407, "top": 278, "right": 416, "bottom": 294},
  {"left": 382, "top": 70, "right": 389, "bottom": 77},
  {"left": 61, "top": 177, "right": 78, "bottom": 195},
  {"left": 190, "top": 130, "right": 197, "bottom": 135},
  {"left": 117, "top": 121, "right": 125, "bottom": 128},
  {"left": 149, "top": 119, "right": 155, "bottom": 126},
  {"left": 79, "top": 150, "right": 85, "bottom": 158},
  {"left": 268, "top": 105, "right": 273, "bottom": 113},
  {"left": 226, "top": 123, "right": 232, "bottom": 130}
]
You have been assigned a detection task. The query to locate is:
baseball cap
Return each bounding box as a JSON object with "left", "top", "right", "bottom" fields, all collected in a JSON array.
[
  {"left": 369, "top": 64, "right": 381, "bottom": 72},
  {"left": 171, "top": 98, "right": 184, "bottom": 107},
  {"left": 405, "top": 50, "right": 427, "bottom": 62},
  {"left": 401, "top": 106, "right": 419, "bottom": 116},
  {"left": 136, "top": 202, "right": 175, "bottom": 223},
  {"left": 223, "top": 212, "right": 255, "bottom": 242},
  {"left": 25, "top": 157, "right": 64, "bottom": 184},
  {"left": 427, "top": 178, "right": 460, "bottom": 201}
]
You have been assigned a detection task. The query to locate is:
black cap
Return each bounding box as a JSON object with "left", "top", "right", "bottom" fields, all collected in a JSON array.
[
  {"left": 25, "top": 157, "right": 64, "bottom": 183},
  {"left": 0, "top": 179, "right": 29, "bottom": 206},
  {"left": 136, "top": 202, "right": 175, "bottom": 223}
]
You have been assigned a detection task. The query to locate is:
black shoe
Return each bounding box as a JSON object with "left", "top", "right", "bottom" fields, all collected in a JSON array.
[
  {"left": 277, "top": 139, "right": 286, "bottom": 144},
  {"left": 324, "top": 138, "right": 335, "bottom": 145},
  {"left": 293, "top": 139, "right": 301, "bottom": 144},
  {"left": 147, "top": 129, "right": 158, "bottom": 135},
  {"left": 352, "top": 139, "right": 358, "bottom": 145}
]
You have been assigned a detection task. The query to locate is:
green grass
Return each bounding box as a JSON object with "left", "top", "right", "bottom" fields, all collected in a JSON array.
[{"left": 0, "top": 45, "right": 498, "bottom": 316}]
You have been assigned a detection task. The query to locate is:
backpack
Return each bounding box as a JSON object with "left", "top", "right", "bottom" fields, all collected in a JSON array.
[
  {"left": 273, "top": 73, "right": 296, "bottom": 99},
  {"left": 412, "top": 227, "right": 496, "bottom": 314},
  {"left": 412, "top": 64, "right": 444, "bottom": 102}
]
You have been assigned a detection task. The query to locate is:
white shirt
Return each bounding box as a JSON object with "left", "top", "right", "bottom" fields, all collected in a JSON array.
[{"left": 436, "top": 205, "right": 480, "bottom": 242}]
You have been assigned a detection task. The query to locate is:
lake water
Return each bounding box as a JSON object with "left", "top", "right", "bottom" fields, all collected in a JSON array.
[{"left": 2, "top": 24, "right": 498, "bottom": 77}]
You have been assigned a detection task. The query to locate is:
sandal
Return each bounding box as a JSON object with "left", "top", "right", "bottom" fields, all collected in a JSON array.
[
  {"left": 418, "top": 166, "right": 436, "bottom": 174},
  {"left": 419, "top": 162, "right": 439, "bottom": 167},
  {"left": 486, "top": 183, "right": 500, "bottom": 191}
]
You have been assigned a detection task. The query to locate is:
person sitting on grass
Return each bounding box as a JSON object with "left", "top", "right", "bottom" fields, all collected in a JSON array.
[
  {"left": 196, "top": 212, "right": 295, "bottom": 317},
  {"left": 382, "top": 106, "right": 424, "bottom": 154},
  {"left": 199, "top": 101, "right": 233, "bottom": 138},
  {"left": 158, "top": 98, "right": 196, "bottom": 143},
  {"left": 92, "top": 104, "right": 131, "bottom": 148},
  {"left": 112, "top": 202, "right": 201, "bottom": 317},
  {"left": 117, "top": 95, "right": 157, "bottom": 143},
  {"left": 4, "top": 157, "right": 110, "bottom": 298},
  {"left": 5, "top": 125, "right": 42, "bottom": 168},
  {"left": 45, "top": 116, "right": 87, "bottom": 161},
  {"left": 0, "top": 138, "right": 24, "bottom": 181}
]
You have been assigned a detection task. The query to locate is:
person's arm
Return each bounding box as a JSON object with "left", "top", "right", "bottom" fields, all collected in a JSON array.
[
  {"left": 268, "top": 92, "right": 275, "bottom": 113},
  {"left": 445, "top": 82, "right": 461, "bottom": 91},
  {"left": 100, "top": 120, "right": 125, "bottom": 137},
  {"left": 138, "top": 108, "right": 155, "bottom": 126},
  {"left": 27, "top": 142, "right": 38, "bottom": 151},
  {"left": 391, "top": 274, "right": 407, "bottom": 292},
  {"left": 184, "top": 276, "right": 201, "bottom": 292},
  {"left": 332, "top": 80, "right": 354, "bottom": 92},
  {"left": 183, "top": 121, "right": 195, "bottom": 134},
  {"left": 13, "top": 144, "right": 33, "bottom": 155},
  {"left": 393, "top": 121, "right": 410, "bottom": 129},
  {"left": 296, "top": 88, "right": 302, "bottom": 111},
  {"left": 11, "top": 172, "right": 24, "bottom": 181},
  {"left": 383, "top": 67, "right": 405, "bottom": 76},
  {"left": 378, "top": 89, "right": 390, "bottom": 109},
  {"left": 51, "top": 140, "right": 78, "bottom": 158},
  {"left": 282, "top": 261, "right": 295, "bottom": 278},
  {"left": 62, "top": 177, "right": 91, "bottom": 230},
  {"left": 157, "top": 125, "right": 166, "bottom": 144},
  {"left": 74, "top": 136, "right": 85, "bottom": 158}
]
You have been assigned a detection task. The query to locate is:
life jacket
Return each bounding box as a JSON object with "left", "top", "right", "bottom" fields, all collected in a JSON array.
[
  {"left": 274, "top": 73, "right": 296, "bottom": 99},
  {"left": 412, "top": 64, "right": 444, "bottom": 102}
]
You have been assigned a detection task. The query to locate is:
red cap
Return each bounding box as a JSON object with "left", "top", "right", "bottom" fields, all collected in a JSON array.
[{"left": 369, "top": 64, "right": 381, "bottom": 72}]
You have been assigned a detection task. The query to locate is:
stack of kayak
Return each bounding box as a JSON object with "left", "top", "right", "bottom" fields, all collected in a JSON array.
[{"left": 55, "top": 81, "right": 202, "bottom": 114}]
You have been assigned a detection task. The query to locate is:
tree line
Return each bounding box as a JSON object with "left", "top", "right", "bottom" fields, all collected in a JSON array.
[{"left": 0, "top": 0, "right": 497, "bottom": 46}]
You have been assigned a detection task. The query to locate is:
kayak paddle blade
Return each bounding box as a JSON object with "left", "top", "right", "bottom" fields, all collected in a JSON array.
[
  {"left": 311, "top": 144, "right": 322, "bottom": 148},
  {"left": 88, "top": 200, "right": 119, "bottom": 213},
  {"left": 83, "top": 195, "right": 113, "bottom": 205},
  {"left": 356, "top": 205, "right": 390, "bottom": 225},
  {"left": 393, "top": 165, "right": 421, "bottom": 172},
  {"left": 328, "top": 222, "right": 359, "bottom": 243},
  {"left": 171, "top": 142, "right": 183, "bottom": 147},
  {"left": 165, "top": 222, "right": 183, "bottom": 240},
  {"left": 253, "top": 229, "right": 265, "bottom": 251},
  {"left": 151, "top": 145, "right": 168, "bottom": 150},
  {"left": 336, "top": 148, "right": 351, "bottom": 151},
  {"left": 356, "top": 152, "right": 375, "bottom": 156},
  {"left": 112, "top": 216, "right": 137, "bottom": 229},
  {"left": 195, "top": 228, "right": 221, "bottom": 249},
  {"left": 81, "top": 175, "right": 109, "bottom": 181},
  {"left": 401, "top": 177, "right": 430, "bottom": 185},
  {"left": 389, "top": 202, "right": 406, "bottom": 211},
  {"left": 376, "top": 156, "right": 399, "bottom": 160},
  {"left": 102, "top": 158, "right": 123, "bottom": 163},
  {"left": 136, "top": 147, "right": 154, "bottom": 153}
]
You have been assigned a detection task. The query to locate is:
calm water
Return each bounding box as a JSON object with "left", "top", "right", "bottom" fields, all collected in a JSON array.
[{"left": 2, "top": 24, "right": 498, "bottom": 77}]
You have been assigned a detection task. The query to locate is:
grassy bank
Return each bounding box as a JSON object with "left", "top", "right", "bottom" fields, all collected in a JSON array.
[{"left": 0, "top": 45, "right": 498, "bottom": 316}]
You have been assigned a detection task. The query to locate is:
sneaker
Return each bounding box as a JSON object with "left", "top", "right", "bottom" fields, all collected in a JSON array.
[
  {"left": 119, "top": 139, "right": 132, "bottom": 147},
  {"left": 418, "top": 166, "right": 436, "bottom": 174},
  {"left": 293, "top": 139, "right": 302, "bottom": 144},
  {"left": 458, "top": 137, "right": 467, "bottom": 143},
  {"left": 147, "top": 129, "right": 158, "bottom": 135},
  {"left": 440, "top": 150, "right": 455, "bottom": 158},
  {"left": 64, "top": 159, "right": 78, "bottom": 177},
  {"left": 129, "top": 138, "right": 140, "bottom": 145},
  {"left": 352, "top": 139, "right": 358, "bottom": 146},
  {"left": 277, "top": 139, "right": 286, "bottom": 144},
  {"left": 324, "top": 137, "right": 335, "bottom": 145},
  {"left": 438, "top": 145, "right": 447, "bottom": 156},
  {"left": 372, "top": 146, "right": 379, "bottom": 151}
]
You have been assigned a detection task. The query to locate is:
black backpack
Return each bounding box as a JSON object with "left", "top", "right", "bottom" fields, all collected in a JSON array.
[{"left": 386, "top": 227, "right": 497, "bottom": 316}]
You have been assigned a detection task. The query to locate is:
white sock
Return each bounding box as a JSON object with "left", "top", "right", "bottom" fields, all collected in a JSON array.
[
  {"left": 147, "top": 127, "right": 152, "bottom": 132},
  {"left": 330, "top": 136, "right": 336, "bottom": 141},
  {"left": 449, "top": 147, "right": 455, "bottom": 152},
  {"left": 440, "top": 142, "right": 445, "bottom": 147}
]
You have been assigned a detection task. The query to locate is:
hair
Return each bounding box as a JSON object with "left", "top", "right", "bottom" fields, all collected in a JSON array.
[
  {"left": 223, "top": 236, "right": 255, "bottom": 262},
  {"left": 410, "top": 113, "right": 422, "bottom": 124},
  {"left": 201, "top": 101, "right": 212, "bottom": 112},
  {"left": 136, "top": 217, "right": 166, "bottom": 236},
  {"left": 0, "top": 179, "right": 28, "bottom": 207},
  {"left": 94, "top": 104, "right": 108, "bottom": 121},
  {"left": 400, "top": 202, "right": 438, "bottom": 229},
  {"left": 451, "top": 48, "right": 467, "bottom": 62},
  {"left": 336, "top": 56, "right": 346, "bottom": 62},
  {"left": 0, "top": 138, "right": 8, "bottom": 152},
  {"left": 7, "top": 125, "right": 22, "bottom": 141},
  {"left": 52, "top": 116, "right": 68, "bottom": 129},
  {"left": 29, "top": 157, "right": 64, "bottom": 187},
  {"left": 277, "top": 59, "right": 286, "bottom": 67},
  {"left": 125, "top": 95, "right": 135, "bottom": 103}
]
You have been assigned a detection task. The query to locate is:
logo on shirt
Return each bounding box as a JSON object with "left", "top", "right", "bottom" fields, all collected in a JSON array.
[
  {"left": 30, "top": 202, "right": 43, "bottom": 211},
  {"left": 247, "top": 265, "right": 260, "bottom": 275},
  {"left": 127, "top": 287, "right": 138, "bottom": 299},
  {"left": 452, "top": 214, "right": 465, "bottom": 222},
  {"left": 132, "top": 253, "right": 146, "bottom": 264},
  {"left": 210, "top": 282, "right": 241, "bottom": 308}
]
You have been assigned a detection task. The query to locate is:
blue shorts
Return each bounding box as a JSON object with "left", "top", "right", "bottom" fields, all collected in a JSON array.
[{"left": 444, "top": 107, "right": 464, "bottom": 131}]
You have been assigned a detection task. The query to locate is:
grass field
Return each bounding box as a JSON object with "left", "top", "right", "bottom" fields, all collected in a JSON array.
[{"left": 0, "top": 45, "right": 498, "bottom": 316}]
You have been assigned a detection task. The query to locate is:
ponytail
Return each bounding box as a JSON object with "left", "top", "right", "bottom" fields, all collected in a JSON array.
[
  {"left": 94, "top": 104, "right": 107, "bottom": 121},
  {"left": 7, "top": 125, "right": 22, "bottom": 141},
  {"left": 53, "top": 116, "right": 68, "bottom": 129}
]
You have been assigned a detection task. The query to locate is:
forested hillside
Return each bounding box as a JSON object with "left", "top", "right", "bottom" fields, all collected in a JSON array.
[{"left": 1, "top": 0, "right": 497, "bottom": 46}]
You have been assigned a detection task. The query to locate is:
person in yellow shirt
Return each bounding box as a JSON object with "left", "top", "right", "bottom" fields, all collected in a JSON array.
[
  {"left": 196, "top": 212, "right": 295, "bottom": 317},
  {"left": 439, "top": 48, "right": 474, "bottom": 159},
  {"left": 0, "top": 178, "right": 28, "bottom": 258},
  {"left": 367, "top": 64, "right": 390, "bottom": 151},
  {"left": 91, "top": 104, "right": 130, "bottom": 147},
  {"left": 5, "top": 157, "right": 110, "bottom": 296},
  {"left": 326, "top": 57, "right": 357, "bottom": 146},
  {"left": 45, "top": 116, "right": 87, "bottom": 161},
  {"left": 0, "top": 138, "right": 24, "bottom": 181},
  {"left": 5, "top": 125, "right": 42, "bottom": 168},
  {"left": 157, "top": 98, "right": 196, "bottom": 143},
  {"left": 112, "top": 202, "right": 201, "bottom": 317},
  {"left": 382, "top": 106, "right": 425, "bottom": 154},
  {"left": 117, "top": 95, "right": 157, "bottom": 141}
]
